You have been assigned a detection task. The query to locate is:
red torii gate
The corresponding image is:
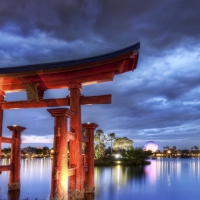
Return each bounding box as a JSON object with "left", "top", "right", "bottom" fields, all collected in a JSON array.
[{"left": 0, "top": 42, "right": 140, "bottom": 199}]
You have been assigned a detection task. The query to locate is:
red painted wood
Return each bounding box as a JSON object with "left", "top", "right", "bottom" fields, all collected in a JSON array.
[
  {"left": 0, "top": 136, "right": 1, "bottom": 158},
  {"left": 68, "top": 167, "right": 76, "bottom": 177},
  {"left": 1, "top": 94, "right": 111, "bottom": 110},
  {"left": 0, "top": 71, "right": 114, "bottom": 92},
  {"left": 48, "top": 108, "right": 74, "bottom": 199},
  {"left": 82, "top": 136, "right": 89, "bottom": 143},
  {"left": 81, "top": 94, "right": 111, "bottom": 105},
  {"left": 1, "top": 137, "right": 14, "bottom": 143},
  {"left": 0, "top": 164, "right": 13, "bottom": 171},
  {"left": 68, "top": 84, "right": 84, "bottom": 192},
  {"left": 82, "top": 123, "right": 98, "bottom": 193},
  {"left": 83, "top": 166, "right": 88, "bottom": 173},
  {"left": 18, "top": 60, "right": 125, "bottom": 84},
  {"left": 0, "top": 91, "right": 5, "bottom": 158},
  {"left": 7, "top": 126, "right": 26, "bottom": 190},
  {"left": 0, "top": 45, "right": 139, "bottom": 92},
  {"left": 0, "top": 49, "right": 136, "bottom": 78},
  {"left": 68, "top": 132, "right": 76, "bottom": 140}
]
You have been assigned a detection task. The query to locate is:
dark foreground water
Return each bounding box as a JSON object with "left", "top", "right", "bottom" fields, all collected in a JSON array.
[{"left": 1, "top": 157, "right": 200, "bottom": 200}]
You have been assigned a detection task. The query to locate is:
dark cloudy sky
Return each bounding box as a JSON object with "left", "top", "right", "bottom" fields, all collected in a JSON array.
[{"left": 1, "top": 0, "right": 200, "bottom": 150}]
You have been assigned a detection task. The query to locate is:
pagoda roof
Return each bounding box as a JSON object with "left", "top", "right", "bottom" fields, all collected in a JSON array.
[{"left": 0, "top": 42, "right": 140, "bottom": 93}]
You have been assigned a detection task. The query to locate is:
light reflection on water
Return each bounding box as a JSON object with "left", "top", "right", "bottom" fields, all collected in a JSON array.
[
  {"left": 1, "top": 158, "right": 200, "bottom": 199},
  {"left": 0, "top": 158, "right": 51, "bottom": 200}
]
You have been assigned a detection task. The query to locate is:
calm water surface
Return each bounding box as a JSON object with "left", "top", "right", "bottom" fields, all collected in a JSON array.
[{"left": 1, "top": 158, "right": 200, "bottom": 200}]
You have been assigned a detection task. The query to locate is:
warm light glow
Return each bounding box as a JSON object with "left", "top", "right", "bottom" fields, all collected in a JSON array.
[
  {"left": 50, "top": 149, "right": 54, "bottom": 154},
  {"left": 87, "top": 122, "right": 91, "bottom": 124},
  {"left": 13, "top": 125, "right": 17, "bottom": 127},
  {"left": 61, "top": 169, "right": 68, "bottom": 193},
  {"left": 115, "top": 154, "right": 121, "bottom": 158}
]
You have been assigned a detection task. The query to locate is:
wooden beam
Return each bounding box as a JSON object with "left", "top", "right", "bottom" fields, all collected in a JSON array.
[
  {"left": 42, "top": 72, "right": 114, "bottom": 89},
  {"left": 1, "top": 72, "right": 114, "bottom": 92},
  {"left": 68, "top": 132, "right": 76, "bottom": 140},
  {"left": 0, "top": 164, "right": 13, "bottom": 171},
  {"left": 1, "top": 137, "right": 14, "bottom": 143},
  {"left": 1, "top": 94, "right": 111, "bottom": 110},
  {"left": 81, "top": 95, "right": 111, "bottom": 105},
  {"left": 2, "top": 98, "right": 70, "bottom": 110},
  {"left": 16, "top": 60, "right": 123, "bottom": 84},
  {"left": 0, "top": 50, "right": 135, "bottom": 78},
  {"left": 83, "top": 166, "right": 88, "bottom": 173},
  {"left": 68, "top": 167, "right": 76, "bottom": 177}
]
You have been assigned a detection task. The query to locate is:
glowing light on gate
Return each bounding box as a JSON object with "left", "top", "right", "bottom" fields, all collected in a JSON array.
[
  {"left": 61, "top": 169, "right": 68, "bottom": 193},
  {"left": 87, "top": 122, "right": 91, "bottom": 124},
  {"left": 143, "top": 141, "right": 158, "bottom": 152},
  {"left": 13, "top": 125, "right": 17, "bottom": 127}
]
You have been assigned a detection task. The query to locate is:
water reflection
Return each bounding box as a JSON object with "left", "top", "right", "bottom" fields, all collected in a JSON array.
[
  {"left": 0, "top": 158, "right": 52, "bottom": 199},
  {"left": 145, "top": 158, "right": 184, "bottom": 188},
  {"left": 94, "top": 165, "right": 146, "bottom": 200},
  {"left": 84, "top": 194, "right": 94, "bottom": 200},
  {"left": 95, "top": 165, "right": 146, "bottom": 187},
  {"left": 7, "top": 191, "right": 20, "bottom": 200},
  {"left": 1, "top": 158, "right": 200, "bottom": 200}
]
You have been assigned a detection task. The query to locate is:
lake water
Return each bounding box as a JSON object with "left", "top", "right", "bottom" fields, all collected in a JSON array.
[{"left": 1, "top": 157, "right": 200, "bottom": 200}]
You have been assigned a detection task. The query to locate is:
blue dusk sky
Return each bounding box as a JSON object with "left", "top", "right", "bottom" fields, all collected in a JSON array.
[{"left": 1, "top": 0, "right": 200, "bottom": 150}]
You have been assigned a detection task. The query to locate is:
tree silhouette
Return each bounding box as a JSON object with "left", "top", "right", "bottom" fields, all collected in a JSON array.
[
  {"left": 107, "top": 133, "right": 116, "bottom": 156},
  {"left": 113, "top": 137, "right": 133, "bottom": 153},
  {"left": 94, "top": 129, "right": 107, "bottom": 158}
]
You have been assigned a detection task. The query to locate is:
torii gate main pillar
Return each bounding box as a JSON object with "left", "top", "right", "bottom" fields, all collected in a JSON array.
[
  {"left": 7, "top": 125, "right": 26, "bottom": 191},
  {"left": 48, "top": 108, "right": 74, "bottom": 200},
  {"left": 0, "top": 90, "right": 5, "bottom": 158},
  {"left": 82, "top": 123, "right": 98, "bottom": 193},
  {"left": 68, "top": 83, "right": 84, "bottom": 198}
]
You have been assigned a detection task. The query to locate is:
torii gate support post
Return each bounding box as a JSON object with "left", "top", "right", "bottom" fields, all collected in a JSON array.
[
  {"left": 82, "top": 123, "right": 98, "bottom": 194},
  {"left": 68, "top": 84, "right": 84, "bottom": 198},
  {"left": 0, "top": 90, "right": 5, "bottom": 158},
  {"left": 48, "top": 108, "right": 74, "bottom": 200},
  {"left": 7, "top": 125, "right": 26, "bottom": 191}
]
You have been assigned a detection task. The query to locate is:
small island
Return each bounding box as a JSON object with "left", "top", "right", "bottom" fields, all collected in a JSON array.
[
  {"left": 89, "top": 129, "right": 151, "bottom": 166},
  {"left": 1, "top": 129, "right": 152, "bottom": 166},
  {"left": 2, "top": 129, "right": 199, "bottom": 166}
]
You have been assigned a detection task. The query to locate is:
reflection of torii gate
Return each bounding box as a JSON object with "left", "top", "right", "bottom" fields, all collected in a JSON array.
[{"left": 0, "top": 43, "right": 140, "bottom": 199}]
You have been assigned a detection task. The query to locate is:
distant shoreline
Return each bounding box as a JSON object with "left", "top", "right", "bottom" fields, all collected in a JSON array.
[{"left": 94, "top": 158, "right": 151, "bottom": 166}]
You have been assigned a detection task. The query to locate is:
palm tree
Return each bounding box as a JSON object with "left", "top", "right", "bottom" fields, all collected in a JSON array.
[
  {"left": 194, "top": 146, "right": 199, "bottom": 154},
  {"left": 107, "top": 133, "right": 116, "bottom": 156},
  {"left": 172, "top": 146, "right": 176, "bottom": 153}
]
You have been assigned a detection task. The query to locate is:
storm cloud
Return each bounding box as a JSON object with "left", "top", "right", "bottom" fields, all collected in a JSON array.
[{"left": 1, "top": 0, "right": 200, "bottom": 149}]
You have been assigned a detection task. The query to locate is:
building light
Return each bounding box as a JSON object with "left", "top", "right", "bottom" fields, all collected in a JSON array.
[{"left": 115, "top": 154, "right": 121, "bottom": 158}]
